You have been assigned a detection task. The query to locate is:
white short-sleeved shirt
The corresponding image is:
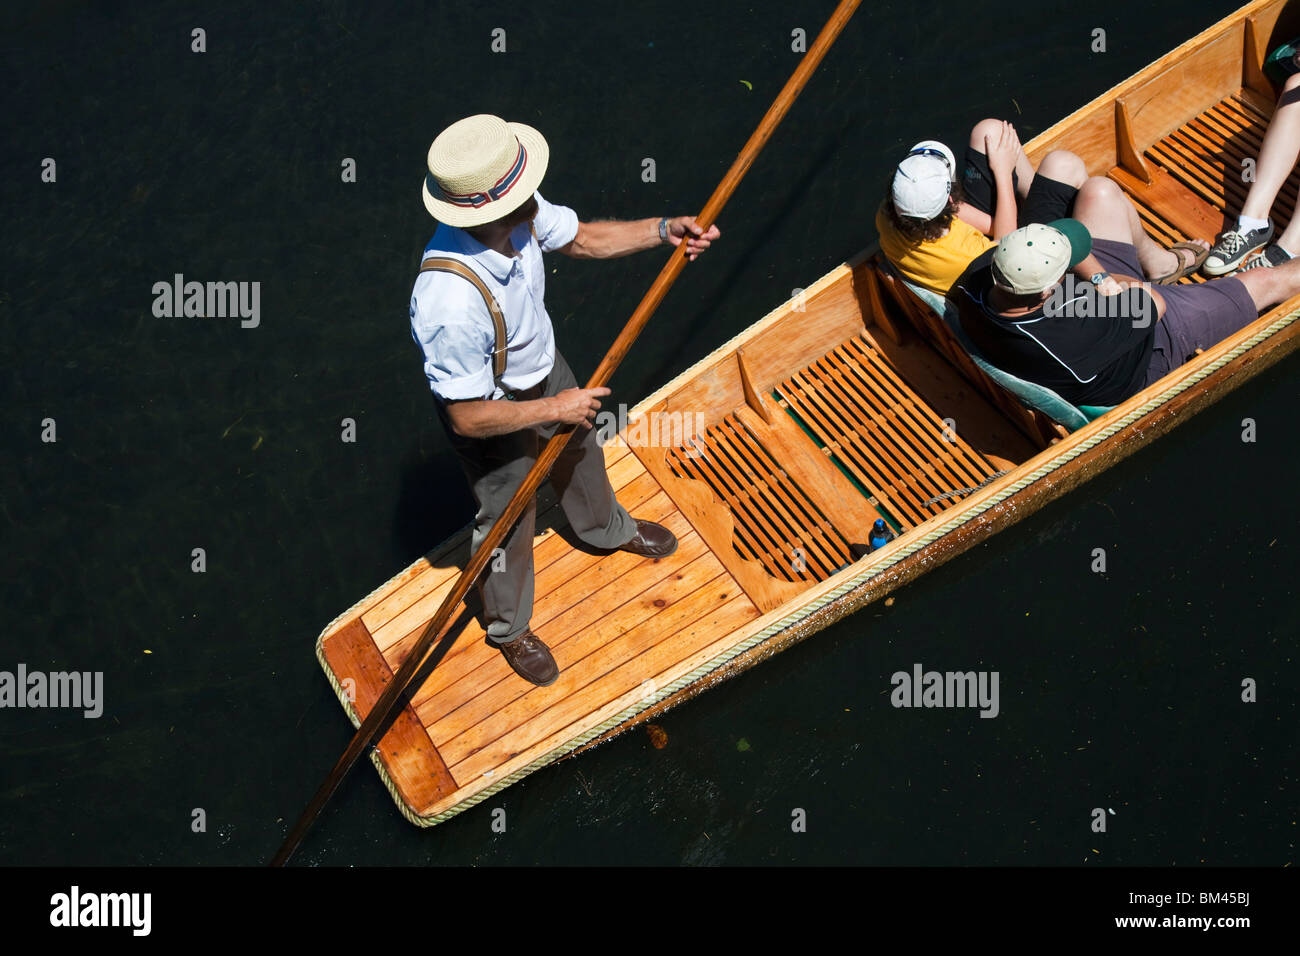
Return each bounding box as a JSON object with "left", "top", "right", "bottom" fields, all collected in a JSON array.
[{"left": 410, "top": 192, "right": 580, "bottom": 401}]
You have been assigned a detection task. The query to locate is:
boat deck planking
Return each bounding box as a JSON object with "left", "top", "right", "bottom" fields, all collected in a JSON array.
[{"left": 319, "top": 436, "right": 774, "bottom": 818}]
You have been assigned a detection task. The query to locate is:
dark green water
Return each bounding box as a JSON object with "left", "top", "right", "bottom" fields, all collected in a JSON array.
[{"left": 1, "top": 0, "right": 1294, "bottom": 866}]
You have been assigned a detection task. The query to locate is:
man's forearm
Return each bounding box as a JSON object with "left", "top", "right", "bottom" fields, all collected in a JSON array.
[
  {"left": 445, "top": 396, "right": 557, "bottom": 439},
  {"left": 1072, "top": 254, "right": 1104, "bottom": 282},
  {"left": 565, "top": 218, "right": 664, "bottom": 259}
]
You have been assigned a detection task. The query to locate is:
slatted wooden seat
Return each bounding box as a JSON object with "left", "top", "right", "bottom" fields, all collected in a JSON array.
[
  {"left": 776, "top": 334, "right": 999, "bottom": 529},
  {"left": 1111, "top": 90, "right": 1300, "bottom": 281},
  {"left": 666, "top": 412, "right": 854, "bottom": 583},
  {"left": 663, "top": 330, "right": 999, "bottom": 585},
  {"left": 1151, "top": 92, "right": 1296, "bottom": 224}
]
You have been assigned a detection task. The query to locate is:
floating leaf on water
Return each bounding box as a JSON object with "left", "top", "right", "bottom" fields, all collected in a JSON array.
[
  {"left": 737, "top": 737, "right": 751, "bottom": 752},
  {"left": 884, "top": 597, "right": 895, "bottom": 607},
  {"left": 646, "top": 723, "right": 668, "bottom": 749},
  {"left": 251, "top": 434, "right": 264, "bottom": 450},
  {"left": 143, "top": 649, "right": 152, "bottom": 654},
  {"left": 739, "top": 79, "right": 752, "bottom": 90}
]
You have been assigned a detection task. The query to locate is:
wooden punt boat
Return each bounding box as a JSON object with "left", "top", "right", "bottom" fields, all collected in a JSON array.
[{"left": 315, "top": 0, "right": 1300, "bottom": 827}]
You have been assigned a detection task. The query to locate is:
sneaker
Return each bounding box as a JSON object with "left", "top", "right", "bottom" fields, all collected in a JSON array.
[
  {"left": 1239, "top": 243, "right": 1294, "bottom": 271},
  {"left": 1203, "top": 222, "right": 1274, "bottom": 276}
]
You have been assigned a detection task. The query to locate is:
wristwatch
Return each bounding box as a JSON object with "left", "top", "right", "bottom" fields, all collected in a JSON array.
[
  {"left": 1089, "top": 271, "right": 1111, "bottom": 286},
  {"left": 658, "top": 217, "right": 669, "bottom": 243}
]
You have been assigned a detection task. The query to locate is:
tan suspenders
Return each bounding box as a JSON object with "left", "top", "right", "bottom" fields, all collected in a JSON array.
[{"left": 418, "top": 257, "right": 508, "bottom": 382}]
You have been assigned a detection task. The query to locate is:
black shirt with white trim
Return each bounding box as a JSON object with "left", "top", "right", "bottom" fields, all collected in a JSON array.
[{"left": 952, "top": 249, "right": 1157, "bottom": 406}]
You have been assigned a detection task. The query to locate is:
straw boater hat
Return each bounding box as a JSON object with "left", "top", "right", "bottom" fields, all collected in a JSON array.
[{"left": 421, "top": 114, "right": 550, "bottom": 227}]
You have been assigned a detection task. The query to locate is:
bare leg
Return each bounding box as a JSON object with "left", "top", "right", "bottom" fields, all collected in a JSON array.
[
  {"left": 1241, "top": 72, "right": 1300, "bottom": 221},
  {"left": 1036, "top": 149, "right": 1088, "bottom": 189},
  {"left": 969, "top": 117, "right": 1035, "bottom": 197},
  {"left": 1013, "top": 146, "right": 1035, "bottom": 198},
  {"left": 1275, "top": 215, "right": 1300, "bottom": 255},
  {"left": 1070, "top": 177, "right": 1207, "bottom": 278},
  {"left": 1233, "top": 251, "right": 1300, "bottom": 309}
]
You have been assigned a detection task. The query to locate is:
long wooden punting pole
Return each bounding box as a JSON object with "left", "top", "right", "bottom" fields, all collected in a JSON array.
[{"left": 271, "top": 0, "right": 862, "bottom": 866}]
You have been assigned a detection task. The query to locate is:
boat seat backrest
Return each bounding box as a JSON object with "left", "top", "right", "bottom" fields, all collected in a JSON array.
[{"left": 886, "top": 267, "right": 1109, "bottom": 432}]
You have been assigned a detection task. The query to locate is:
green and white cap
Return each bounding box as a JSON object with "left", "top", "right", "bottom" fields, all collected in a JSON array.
[{"left": 991, "top": 219, "right": 1093, "bottom": 294}]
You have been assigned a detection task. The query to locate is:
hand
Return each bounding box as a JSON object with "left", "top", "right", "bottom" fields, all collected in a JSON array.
[
  {"left": 550, "top": 386, "right": 610, "bottom": 428},
  {"left": 666, "top": 216, "right": 721, "bottom": 261},
  {"left": 1096, "top": 276, "right": 1124, "bottom": 296},
  {"left": 984, "top": 121, "right": 1021, "bottom": 180},
  {"left": 1108, "top": 273, "right": 1149, "bottom": 293}
]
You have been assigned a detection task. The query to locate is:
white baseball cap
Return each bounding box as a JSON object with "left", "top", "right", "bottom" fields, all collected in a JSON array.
[{"left": 891, "top": 140, "right": 958, "bottom": 220}]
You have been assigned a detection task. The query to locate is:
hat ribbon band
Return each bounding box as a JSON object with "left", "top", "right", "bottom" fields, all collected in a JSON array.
[{"left": 439, "top": 142, "right": 528, "bottom": 209}]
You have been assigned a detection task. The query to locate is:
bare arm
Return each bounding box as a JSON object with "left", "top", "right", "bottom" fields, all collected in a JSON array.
[
  {"left": 560, "top": 218, "right": 661, "bottom": 259},
  {"left": 559, "top": 216, "right": 721, "bottom": 261},
  {"left": 1071, "top": 254, "right": 1123, "bottom": 296},
  {"left": 955, "top": 201, "right": 992, "bottom": 235},
  {"left": 1067, "top": 255, "right": 1165, "bottom": 320},
  {"left": 1093, "top": 267, "right": 1165, "bottom": 319},
  {"left": 986, "top": 122, "right": 1021, "bottom": 240},
  {"left": 444, "top": 386, "right": 610, "bottom": 439},
  {"left": 1072, "top": 253, "right": 1103, "bottom": 280},
  {"left": 990, "top": 172, "right": 1017, "bottom": 239}
]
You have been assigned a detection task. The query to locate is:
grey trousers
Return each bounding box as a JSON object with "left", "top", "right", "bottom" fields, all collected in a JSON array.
[{"left": 438, "top": 350, "right": 637, "bottom": 645}]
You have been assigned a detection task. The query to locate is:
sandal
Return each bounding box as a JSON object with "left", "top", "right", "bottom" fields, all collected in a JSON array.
[{"left": 1155, "top": 241, "right": 1210, "bottom": 285}]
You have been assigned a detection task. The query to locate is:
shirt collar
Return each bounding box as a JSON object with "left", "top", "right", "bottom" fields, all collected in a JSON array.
[
  {"left": 447, "top": 224, "right": 532, "bottom": 282},
  {"left": 977, "top": 271, "right": 1046, "bottom": 325}
]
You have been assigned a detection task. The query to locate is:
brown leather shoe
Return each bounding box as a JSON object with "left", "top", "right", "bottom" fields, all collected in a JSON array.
[
  {"left": 497, "top": 631, "right": 559, "bottom": 687},
  {"left": 618, "top": 519, "right": 678, "bottom": 558}
]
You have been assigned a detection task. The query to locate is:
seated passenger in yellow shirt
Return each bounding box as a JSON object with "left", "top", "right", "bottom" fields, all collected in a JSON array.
[{"left": 877, "top": 119, "right": 1088, "bottom": 296}]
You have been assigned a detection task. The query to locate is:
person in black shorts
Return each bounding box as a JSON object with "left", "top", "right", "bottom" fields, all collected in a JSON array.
[
  {"left": 877, "top": 120, "right": 1093, "bottom": 297},
  {"left": 887, "top": 120, "right": 1090, "bottom": 242},
  {"left": 960, "top": 118, "right": 1086, "bottom": 231}
]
